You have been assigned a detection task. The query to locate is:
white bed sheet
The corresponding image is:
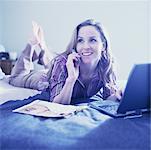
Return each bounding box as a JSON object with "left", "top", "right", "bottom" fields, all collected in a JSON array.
[
  {"left": 0, "top": 76, "right": 40, "bottom": 105},
  {"left": 0, "top": 76, "right": 126, "bottom": 105}
]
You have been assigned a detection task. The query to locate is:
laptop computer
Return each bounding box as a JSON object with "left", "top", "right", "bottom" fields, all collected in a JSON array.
[{"left": 89, "top": 63, "right": 151, "bottom": 118}]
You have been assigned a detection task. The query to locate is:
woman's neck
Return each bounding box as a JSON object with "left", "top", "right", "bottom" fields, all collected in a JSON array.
[{"left": 79, "top": 61, "right": 98, "bottom": 77}]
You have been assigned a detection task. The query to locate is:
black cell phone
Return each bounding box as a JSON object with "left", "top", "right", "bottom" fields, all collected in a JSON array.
[
  {"left": 72, "top": 49, "right": 81, "bottom": 67},
  {"left": 72, "top": 48, "right": 77, "bottom": 53}
]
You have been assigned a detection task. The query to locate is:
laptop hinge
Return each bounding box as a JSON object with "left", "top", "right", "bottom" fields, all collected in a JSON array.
[{"left": 124, "top": 110, "right": 143, "bottom": 119}]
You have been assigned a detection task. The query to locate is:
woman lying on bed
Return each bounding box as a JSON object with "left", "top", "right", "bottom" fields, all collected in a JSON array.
[{"left": 9, "top": 19, "right": 122, "bottom": 104}]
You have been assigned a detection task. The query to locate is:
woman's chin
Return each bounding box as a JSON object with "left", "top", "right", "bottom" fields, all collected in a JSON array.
[
  {"left": 81, "top": 59, "right": 92, "bottom": 64},
  {"left": 81, "top": 58, "right": 98, "bottom": 65}
]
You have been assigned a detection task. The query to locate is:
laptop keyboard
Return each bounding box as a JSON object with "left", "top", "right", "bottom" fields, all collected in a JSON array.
[
  {"left": 99, "top": 104, "right": 119, "bottom": 114},
  {"left": 89, "top": 100, "right": 119, "bottom": 114}
]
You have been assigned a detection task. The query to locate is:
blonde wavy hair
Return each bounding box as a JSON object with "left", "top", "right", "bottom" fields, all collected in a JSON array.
[{"left": 59, "top": 19, "right": 118, "bottom": 94}]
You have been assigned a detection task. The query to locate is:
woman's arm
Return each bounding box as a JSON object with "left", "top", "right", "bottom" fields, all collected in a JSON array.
[
  {"left": 50, "top": 52, "right": 80, "bottom": 104},
  {"left": 52, "top": 77, "right": 76, "bottom": 104}
]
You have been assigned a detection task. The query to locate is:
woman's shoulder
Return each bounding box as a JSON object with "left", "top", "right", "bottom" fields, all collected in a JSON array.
[
  {"left": 53, "top": 53, "right": 68, "bottom": 65},
  {"left": 49, "top": 53, "right": 68, "bottom": 73},
  {"left": 47, "top": 53, "right": 68, "bottom": 81}
]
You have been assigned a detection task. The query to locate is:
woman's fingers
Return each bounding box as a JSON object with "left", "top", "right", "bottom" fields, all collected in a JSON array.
[
  {"left": 116, "top": 91, "right": 122, "bottom": 100},
  {"left": 66, "top": 52, "right": 81, "bottom": 77},
  {"left": 66, "top": 53, "right": 80, "bottom": 80},
  {"left": 68, "top": 52, "right": 81, "bottom": 61}
]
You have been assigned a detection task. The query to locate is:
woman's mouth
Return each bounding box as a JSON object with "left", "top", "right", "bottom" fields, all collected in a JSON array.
[{"left": 82, "top": 52, "right": 93, "bottom": 56}]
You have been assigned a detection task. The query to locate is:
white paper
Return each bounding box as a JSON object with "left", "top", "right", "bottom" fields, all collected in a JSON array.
[{"left": 13, "top": 100, "right": 88, "bottom": 118}]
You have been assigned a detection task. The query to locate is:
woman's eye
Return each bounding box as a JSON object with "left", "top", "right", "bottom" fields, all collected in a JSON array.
[
  {"left": 77, "top": 39, "right": 83, "bottom": 43},
  {"left": 90, "top": 38, "right": 97, "bottom": 42}
]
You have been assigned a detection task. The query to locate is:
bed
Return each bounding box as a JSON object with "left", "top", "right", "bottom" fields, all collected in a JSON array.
[
  {"left": 0, "top": 76, "right": 150, "bottom": 150},
  {"left": 0, "top": 76, "right": 41, "bottom": 105}
]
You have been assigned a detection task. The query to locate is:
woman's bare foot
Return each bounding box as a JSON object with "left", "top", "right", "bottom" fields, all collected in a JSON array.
[{"left": 29, "top": 21, "right": 53, "bottom": 67}]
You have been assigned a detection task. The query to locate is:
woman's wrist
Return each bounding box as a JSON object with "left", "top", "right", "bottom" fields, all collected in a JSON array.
[{"left": 66, "top": 77, "right": 77, "bottom": 84}]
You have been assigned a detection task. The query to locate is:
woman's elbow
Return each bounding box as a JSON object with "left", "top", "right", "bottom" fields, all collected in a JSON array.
[{"left": 51, "top": 95, "right": 70, "bottom": 105}]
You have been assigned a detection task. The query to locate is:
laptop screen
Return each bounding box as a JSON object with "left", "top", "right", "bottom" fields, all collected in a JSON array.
[{"left": 117, "top": 63, "right": 150, "bottom": 114}]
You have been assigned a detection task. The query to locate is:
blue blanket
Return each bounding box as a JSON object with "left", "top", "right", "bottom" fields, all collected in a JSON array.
[{"left": 0, "top": 97, "right": 150, "bottom": 150}]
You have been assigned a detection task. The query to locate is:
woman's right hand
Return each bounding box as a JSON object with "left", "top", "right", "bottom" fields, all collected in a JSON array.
[{"left": 66, "top": 52, "right": 81, "bottom": 82}]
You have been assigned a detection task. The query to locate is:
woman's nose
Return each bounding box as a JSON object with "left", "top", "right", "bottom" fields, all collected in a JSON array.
[{"left": 83, "top": 41, "right": 90, "bottom": 49}]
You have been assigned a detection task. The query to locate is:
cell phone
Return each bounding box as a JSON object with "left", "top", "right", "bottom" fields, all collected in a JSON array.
[
  {"left": 72, "top": 49, "right": 81, "bottom": 67},
  {"left": 72, "top": 48, "right": 77, "bottom": 53}
]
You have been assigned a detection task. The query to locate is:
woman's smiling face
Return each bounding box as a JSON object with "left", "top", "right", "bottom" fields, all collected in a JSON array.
[{"left": 76, "top": 25, "right": 104, "bottom": 65}]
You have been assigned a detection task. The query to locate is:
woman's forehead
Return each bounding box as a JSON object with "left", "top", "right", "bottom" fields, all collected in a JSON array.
[{"left": 78, "top": 25, "right": 100, "bottom": 38}]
